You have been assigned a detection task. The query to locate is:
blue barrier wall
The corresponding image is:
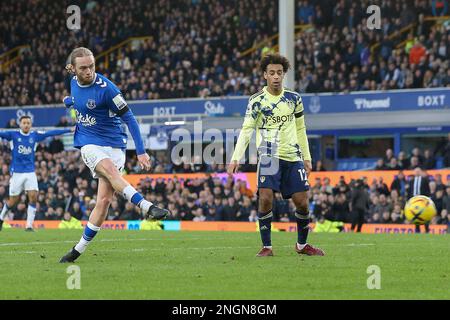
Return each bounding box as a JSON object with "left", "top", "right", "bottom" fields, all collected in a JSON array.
[{"left": 1, "top": 88, "right": 448, "bottom": 127}]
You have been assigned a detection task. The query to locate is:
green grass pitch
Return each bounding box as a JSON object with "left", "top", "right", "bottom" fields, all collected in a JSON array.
[{"left": 0, "top": 229, "right": 448, "bottom": 299}]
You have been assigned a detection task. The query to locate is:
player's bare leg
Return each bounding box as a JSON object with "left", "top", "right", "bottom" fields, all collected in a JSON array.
[
  {"left": 292, "top": 192, "right": 325, "bottom": 256},
  {"left": 24, "top": 190, "right": 38, "bottom": 231},
  {"left": 60, "top": 177, "right": 114, "bottom": 262},
  {"left": 0, "top": 195, "right": 20, "bottom": 231},
  {"left": 256, "top": 188, "right": 274, "bottom": 257},
  {"left": 94, "top": 158, "right": 169, "bottom": 219}
]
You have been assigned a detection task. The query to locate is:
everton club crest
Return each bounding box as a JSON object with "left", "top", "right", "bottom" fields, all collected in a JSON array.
[{"left": 86, "top": 99, "right": 96, "bottom": 109}]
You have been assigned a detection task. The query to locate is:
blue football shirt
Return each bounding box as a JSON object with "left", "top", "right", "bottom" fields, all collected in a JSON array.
[
  {"left": 0, "top": 129, "right": 70, "bottom": 173},
  {"left": 70, "top": 73, "right": 129, "bottom": 149}
]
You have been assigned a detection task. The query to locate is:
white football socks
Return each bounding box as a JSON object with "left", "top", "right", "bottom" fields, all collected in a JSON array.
[
  {"left": 26, "top": 205, "right": 36, "bottom": 229},
  {"left": 0, "top": 203, "right": 10, "bottom": 221},
  {"left": 75, "top": 222, "right": 101, "bottom": 254},
  {"left": 122, "top": 185, "right": 153, "bottom": 212}
]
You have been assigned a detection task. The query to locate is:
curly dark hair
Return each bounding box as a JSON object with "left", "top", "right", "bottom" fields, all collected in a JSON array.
[
  {"left": 259, "top": 54, "right": 291, "bottom": 73},
  {"left": 19, "top": 115, "right": 32, "bottom": 122}
]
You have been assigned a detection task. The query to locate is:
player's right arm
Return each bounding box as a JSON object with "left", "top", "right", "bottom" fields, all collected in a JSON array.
[
  {"left": 63, "top": 96, "right": 74, "bottom": 108},
  {"left": 227, "top": 99, "right": 260, "bottom": 174},
  {"left": 0, "top": 131, "right": 13, "bottom": 141}
]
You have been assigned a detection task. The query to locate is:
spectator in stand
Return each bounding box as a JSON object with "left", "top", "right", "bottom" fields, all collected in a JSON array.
[
  {"left": 5, "top": 119, "right": 18, "bottom": 128},
  {"left": 411, "top": 147, "right": 425, "bottom": 165},
  {"left": 432, "top": 0, "right": 449, "bottom": 16},
  {"left": 431, "top": 186, "right": 445, "bottom": 216},
  {"left": 384, "top": 148, "right": 395, "bottom": 164},
  {"left": 409, "top": 40, "right": 427, "bottom": 65},
  {"left": 387, "top": 157, "right": 402, "bottom": 170},
  {"left": 297, "top": 0, "right": 314, "bottom": 24},
  {"left": 391, "top": 203, "right": 404, "bottom": 224},
  {"left": 374, "top": 158, "right": 388, "bottom": 170},
  {"left": 313, "top": 160, "right": 327, "bottom": 171},
  {"left": 409, "top": 156, "right": 421, "bottom": 170},
  {"left": 397, "top": 151, "right": 409, "bottom": 169},
  {"left": 332, "top": 193, "right": 350, "bottom": 222},
  {"left": 391, "top": 171, "right": 408, "bottom": 198},
  {"left": 442, "top": 133, "right": 450, "bottom": 168},
  {"left": 119, "top": 203, "right": 141, "bottom": 220},
  {"left": 423, "top": 149, "right": 437, "bottom": 169},
  {"left": 376, "top": 177, "right": 390, "bottom": 196},
  {"left": 408, "top": 167, "right": 431, "bottom": 233},
  {"left": 434, "top": 207, "right": 449, "bottom": 225},
  {"left": 381, "top": 211, "right": 392, "bottom": 223},
  {"left": 237, "top": 196, "right": 254, "bottom": 221},
  {"left": 193, "top": 208, "right": 206, "bottom": 222}
]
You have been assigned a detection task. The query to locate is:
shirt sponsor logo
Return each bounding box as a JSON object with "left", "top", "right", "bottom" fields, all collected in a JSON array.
[
  {"left": 76, "top": 110, "right": 97, "bottom": 126},
  {"left": 18, "top": 145, "right": 32, "bottom": 155},
  {"left": 266, "top": 114, "right": 294, "bottom": 125}
]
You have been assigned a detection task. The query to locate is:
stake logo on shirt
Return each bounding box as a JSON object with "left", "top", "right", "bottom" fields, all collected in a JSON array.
[
  {"left": 76, "top": 110, "right": 97, "bottom": 126},
  {"left": 18, "top": 145, "right": 33, "bottom": 155}
]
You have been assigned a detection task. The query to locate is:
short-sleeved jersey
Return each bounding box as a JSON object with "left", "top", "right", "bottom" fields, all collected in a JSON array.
[
  {"left": 70, "top": 73, "right": 128, "bottom": 149},
  {"left": 0, "top": 129, "right": 70, "bottom": 173},
  {"left": 244, "top": 86, "right": 305, "bottom": 162}
]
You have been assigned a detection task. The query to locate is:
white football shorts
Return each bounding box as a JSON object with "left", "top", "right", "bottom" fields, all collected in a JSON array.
[
  {"left": 80, "top": 144, "right": 126, "bottom": 179},
  {"left": 9, "top": 172, "right": 39, "bottom": 196}
]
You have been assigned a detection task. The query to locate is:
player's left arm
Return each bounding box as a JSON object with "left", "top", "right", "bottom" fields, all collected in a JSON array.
[
  {"left": 106, "top": 87, "right": 149, "bottom": 170},
  {"left": 294, "top": 95, "right": 312, "bottom": 174},
  {"left": 35, "top": 129, "right": 72, "bottom": 142},
  {"left": 0, "top": 131, "right": 13, "bottom": 141}
]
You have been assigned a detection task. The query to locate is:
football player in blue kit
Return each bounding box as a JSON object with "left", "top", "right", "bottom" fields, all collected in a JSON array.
[
  {"left": 59, "top": 47, "right": 169, "bottom": 263},
  {"left": 0, "top": 116, "right": 72, "bottom": 231}
]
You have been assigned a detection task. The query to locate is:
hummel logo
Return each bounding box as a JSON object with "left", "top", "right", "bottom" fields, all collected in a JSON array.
[
  {"left": 95, "top": 78, "right": 107, "bottom": 87},
  {"left": 260, "top": 225, "right": 268, "bottom": 231}
]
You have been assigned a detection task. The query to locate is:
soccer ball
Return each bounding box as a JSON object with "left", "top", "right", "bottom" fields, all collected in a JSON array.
[{"left": 404, "top": 195, "right": 437, "bottom": 224}]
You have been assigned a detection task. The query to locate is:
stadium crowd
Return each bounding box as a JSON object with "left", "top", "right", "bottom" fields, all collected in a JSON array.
[
  {"left": 373, "top": 142, "right": 450, "bottom": 170},
  {"left": 296, "top": 0, "right": 450, "bottom": 93},
  {"left": 0, "top": 137, "right": 448, "bottom": 227},
  {"left": 1, "top": 0, "right": 449, "bottom": 107},
  {"left": 0, "top": 0, "right": 276, "bottom": 106}
]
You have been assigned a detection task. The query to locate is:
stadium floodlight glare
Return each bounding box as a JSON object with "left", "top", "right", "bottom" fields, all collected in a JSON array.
[{"left": 164, "top": 121, "right": 185, "bottom": 126}]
